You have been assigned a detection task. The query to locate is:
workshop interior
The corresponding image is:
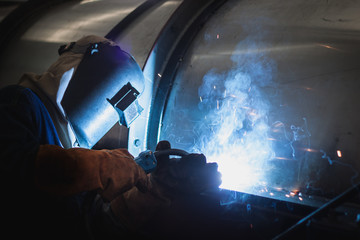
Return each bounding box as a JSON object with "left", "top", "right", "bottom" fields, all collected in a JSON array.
[{"left": 1, "top": 0, "right": 360, "bottom": 239}]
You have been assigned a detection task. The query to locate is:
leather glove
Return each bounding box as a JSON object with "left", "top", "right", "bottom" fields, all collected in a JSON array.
[
  {"left": 109, "top": 141, "right": 222, "bottom": 234},
  {"left": 35, "top": 144, "right": 149, "bottom": 201},
  {"left": 151, "top": 140, "right": 222, "bottom": 198}
]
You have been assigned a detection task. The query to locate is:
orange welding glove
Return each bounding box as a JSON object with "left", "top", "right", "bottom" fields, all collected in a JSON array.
[{"left": 34, "top": 144, "right": 149, "bottom": 201}]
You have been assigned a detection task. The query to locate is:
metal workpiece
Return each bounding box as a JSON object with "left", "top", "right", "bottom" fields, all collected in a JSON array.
[
  {"left": 146, "top": 0, "right": 228, "bottom": 151},
  {"left": 272, "top": 182, "right": 360, "bottom": 239},
  {"left": 160, "top": 0, "right": 360, "bottom": 199},
  {"left": 105, "top": 0, "right": 166, "bottom": 41},
  {"left": 127, "top": 0, "right": 228, "bottom": 156}
]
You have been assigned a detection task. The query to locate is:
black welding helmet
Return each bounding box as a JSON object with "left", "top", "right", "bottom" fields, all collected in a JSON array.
[{"left": 61, "top": 42, "right": 144, "bottom": 149}]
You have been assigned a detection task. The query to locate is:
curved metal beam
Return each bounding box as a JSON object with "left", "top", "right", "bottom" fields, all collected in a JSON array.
[
  {"left": 105, "top": 0, "right": 165, "bottom": 41},
  {"left": 0, "top": 0, "right": 74, "bottom": 56},
  {"left": 145, "top": 0, "right": 228, "bottom": 150}
]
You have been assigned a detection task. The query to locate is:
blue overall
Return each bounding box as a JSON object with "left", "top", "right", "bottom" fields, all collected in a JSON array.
[{"left": 0, "top": 85, "right": 91, "bottom": 239}]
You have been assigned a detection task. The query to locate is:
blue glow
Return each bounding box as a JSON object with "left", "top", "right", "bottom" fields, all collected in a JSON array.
[{"left": 193, "top": 35, "right": 276, "bottom": 193}]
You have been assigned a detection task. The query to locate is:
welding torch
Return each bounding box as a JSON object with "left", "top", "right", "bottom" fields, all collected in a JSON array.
[{"left": 134, "top": 148, "right": 189, "bottom": 174}]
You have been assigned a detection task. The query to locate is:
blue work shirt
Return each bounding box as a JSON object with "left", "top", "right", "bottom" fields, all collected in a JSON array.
[{"left": 0, "top": 85, "right": 90, "bottom": 239}]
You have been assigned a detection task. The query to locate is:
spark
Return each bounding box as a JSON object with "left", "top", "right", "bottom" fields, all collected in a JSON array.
[
  {"left": 158, "top": 73, "right": 162, "bottom": 77},
  {"left": 302, "top": 148, "right": 319, "bottom": 153},
  {"left": 199, "top": 96, "right": 203, "bottom": 102},
  {"left": 299, "top": 197, "right": 303, "bottom": 201},
  {"left": 272, "top": 122, "right": 284, "bottom": 128},
  {"left": 285, "top": 194, "right": 290, "bottom": 198},
  {"left": 248, "top": 110, "right": 258, "bottom": 116},
  {"left": 317, "top": 43, "right": 341, "bottom": 51},
  {"left": 195, "top": 31, "right": 276, "bottom": 194},
  {"left": 273, "top": 157, "right": 293, "bottom": 160},
  {"left": 337, "top": 150, "right": 342, "bottom": 158},
  {"left": 217, "top": 34, "right": 220, "bottom": 39}
]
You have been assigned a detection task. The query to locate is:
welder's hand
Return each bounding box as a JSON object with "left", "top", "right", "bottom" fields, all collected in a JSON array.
[
  {"left": 97, "top": 148, "right": 150, "bottom": 201},
  {"left": 108, "top": 141, "right": 221, "bottom": 234},
  {"left": 151, "top": 141, "right": 221, "bottom": 197},
  {"left": 35, "top": 145, "right": 149, "bottom": 202}
]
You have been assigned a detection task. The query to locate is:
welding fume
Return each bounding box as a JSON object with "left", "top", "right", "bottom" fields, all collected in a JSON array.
[{"left": 0, "top": 35, "right": 221, "bottom": 239}]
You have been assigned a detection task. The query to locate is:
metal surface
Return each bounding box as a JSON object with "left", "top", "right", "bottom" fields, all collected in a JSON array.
[
  {"left": 100, "top": 0, "right": 183, "bottom": 149},
  {"left": 0, "top": 0, "right": 146, "bottom": 88},
  {"left": 159, "top": 0, "right": 360, "bottom": 202},
  {"left": 113, "top": 0, "right": 183, "bottom": 68},
  {"left": 128, "top": 0, "right": 227, "bottom": 156},
  {"left": 0, "top": 2, "right": 19, "bottom": 22},
  {"left": 105, "top": 0, "right": 166, "bottom": 41},
  {"left": 273, "top": 182, "right": 360, "bottom": 239}
]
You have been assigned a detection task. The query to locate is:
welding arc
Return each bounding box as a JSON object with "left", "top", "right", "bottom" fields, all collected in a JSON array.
[{"left": 153, "top": 149, "right": 189, "bottom": 158}]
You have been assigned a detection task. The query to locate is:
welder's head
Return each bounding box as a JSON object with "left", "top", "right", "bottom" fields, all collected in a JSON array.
[{"left": 58, "top": 35, "right": 145, "bottom": 149}]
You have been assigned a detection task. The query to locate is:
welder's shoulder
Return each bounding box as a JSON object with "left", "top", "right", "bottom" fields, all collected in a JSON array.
[{"left": 0, "top": 84, "right": 38, "bottom": 105}]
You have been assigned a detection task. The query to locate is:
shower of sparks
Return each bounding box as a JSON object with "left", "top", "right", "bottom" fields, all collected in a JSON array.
[{"left": 195, "top": 52, "right": 276, "bottom": 192}]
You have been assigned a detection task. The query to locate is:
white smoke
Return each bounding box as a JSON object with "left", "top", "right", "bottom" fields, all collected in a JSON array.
[{"left": 193, "top": 33, "right": 277, "bottom": 192}]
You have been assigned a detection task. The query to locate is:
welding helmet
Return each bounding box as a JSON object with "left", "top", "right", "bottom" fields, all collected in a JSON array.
[{"left": 60, "top": 41, "right": 145, "bottom": 149}]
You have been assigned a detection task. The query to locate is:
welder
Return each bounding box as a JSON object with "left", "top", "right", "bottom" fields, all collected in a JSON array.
[{"left": 0, "top": 35, "right": 221, "bottom": 239}]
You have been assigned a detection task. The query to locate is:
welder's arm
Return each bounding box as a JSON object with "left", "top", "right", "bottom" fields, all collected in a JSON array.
[{"left": 35, "top": 145, "right": 149, "bottom": 201}]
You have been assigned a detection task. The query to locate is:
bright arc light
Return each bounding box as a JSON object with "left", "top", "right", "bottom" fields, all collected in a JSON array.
[
  {"left": 196, "top": 71, "right": 274, "bottom": 192},
  {"left": 217, "top": 155, "right": 261, "bottom": 191},
  {"left": 194, "top": 32, "right": 277, "bottom": 193},
  {"left": 203, "top": 130, "right": 273, "bottom": 192}
]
